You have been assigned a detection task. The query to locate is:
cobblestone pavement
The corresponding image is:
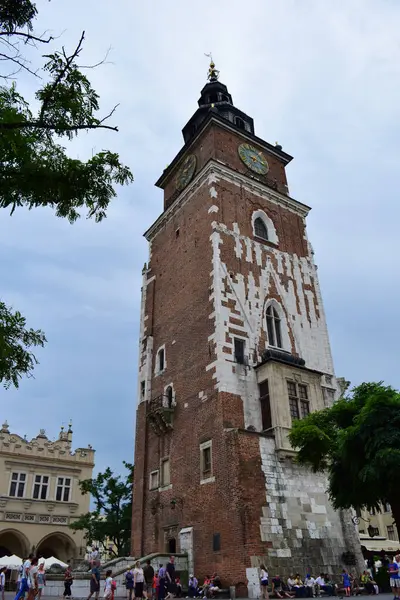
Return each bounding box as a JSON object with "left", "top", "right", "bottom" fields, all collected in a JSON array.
[{"left": 3, "top": 594, "right": 398, "bottom": 600}]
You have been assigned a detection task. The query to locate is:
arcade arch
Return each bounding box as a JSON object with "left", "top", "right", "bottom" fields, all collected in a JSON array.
[
  {"left": 36, "top": 532, "right": 77, "bottom": 562},
  {"left": 0, "top": 529, "right": 30, "bottom": 558}
]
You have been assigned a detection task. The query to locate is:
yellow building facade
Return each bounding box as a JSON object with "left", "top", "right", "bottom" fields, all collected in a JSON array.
[
  {"left": 0, "top": 421, "right": 94, "bottom": 562},
  {"left": 358, "top": 504, "right": 399, "bottom": 541}
]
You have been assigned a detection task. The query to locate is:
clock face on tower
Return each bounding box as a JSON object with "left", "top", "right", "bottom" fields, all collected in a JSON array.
[
  {"left": 175, "top": 155, "right": 197, "bottom": 191},
  {"left": 238, "top": 143, "right": 269, "bottom": 175}
]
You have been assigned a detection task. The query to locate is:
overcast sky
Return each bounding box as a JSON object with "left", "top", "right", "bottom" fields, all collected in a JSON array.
[{"left": 1, "top": 0, "right": 400, "bottom": 476}]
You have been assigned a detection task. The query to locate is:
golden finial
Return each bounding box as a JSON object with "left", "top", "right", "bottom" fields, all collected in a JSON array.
[{"left": 205, "top": 52, "right": 219, "bottom": 82}]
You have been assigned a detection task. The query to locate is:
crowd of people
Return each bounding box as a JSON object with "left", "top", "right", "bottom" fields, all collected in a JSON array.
[{"left": 260, "top": 554, "right": 400, "bottom": 599}]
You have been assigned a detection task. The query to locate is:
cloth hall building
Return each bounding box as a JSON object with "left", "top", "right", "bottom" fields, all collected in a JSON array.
[{"left": 132, "top": 62, "right": 362, "bottom": 587}]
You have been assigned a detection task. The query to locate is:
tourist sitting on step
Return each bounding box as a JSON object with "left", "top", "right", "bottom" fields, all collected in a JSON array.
[
  {"left": 271, "top": 575, "right": 294, "bottom": 598},
  {"left": 293, "top": 575, "right": 306, "bottom": 598},
  {"left": 304, "top": 574, "right": 316, "bottom": 598},
  {"left": 188, "top": 575, "right": 199, "bottom": 598}
]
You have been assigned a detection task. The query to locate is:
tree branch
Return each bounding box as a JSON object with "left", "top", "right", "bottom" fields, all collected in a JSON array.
[
  {"left": 39, "top": 30, "right": 85, "bottom": 121},
  {"left": 0, "top": 31, "right": 54, "bottom": 44},
  {"left": 0, "top": 120, "right": 118, "bottom": 132}
]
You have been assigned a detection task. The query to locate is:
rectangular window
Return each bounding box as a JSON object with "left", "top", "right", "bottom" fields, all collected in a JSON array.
[
  {"left": 140, "top": 381, "right": 146, "bottom": 399},
  {"left": 149, "top": 470, "right": 159, "bottom": 490},
  {"left": 234, "top": 338, "right": 245, "bottom": 364},
  {"left": 33, "top": 475, "right": 49, "bottom": 500},
  {"left": 56, "top": 477, "right": 71, "bottom": 502},
  {"left": 200, "top": 440, "right": 213, "bottom": 481},
  {"left": 385, "top": 503, "right": 391, "bottom": 513},
  {"left": 9, "top": 472, "right": 26, "bottom": 498},
  {"left": 158, "top": 349, "right": 165, "bottom": 372},
  {"left": 287, "top": 381, "right": 309, "bottom": 421},
  {"left": 387, "top": 525, "right": 397, "bottom": 541},
  {"left": 213, "top": 533, "right": 221, "bottom": 552},
  {"left": 259, "top": 380, "right": 272, "bottom": 431},
  {"left": 370, "top": 526, "right": 380, "bottom": 537},
  {"left": 160, "top": 458, "right": 170, "bottom": 487}
]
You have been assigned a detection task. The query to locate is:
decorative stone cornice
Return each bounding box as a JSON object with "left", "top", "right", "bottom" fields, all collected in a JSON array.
[{"left": 145, "top": 160, "right": 310, "bottom": 242}]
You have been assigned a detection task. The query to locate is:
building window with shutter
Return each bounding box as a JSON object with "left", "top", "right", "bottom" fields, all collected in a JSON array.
[
  {"left": 287, "top": 381, "right": 310, "bottom": 422},
  {"left": 149, "top": 470, "right": 159, "bottom": 490},
  {"left": 234, "top": 338, "right": 245, "bottom": 364},
  {"left": 387, "top": 525, "right": 397, "bottom": 541},
  {"left": 200, "top": 440, "right": 214, "bottom": 484},
  {"left": 259, "top": 380, "right": 272, "bottom": 431}
]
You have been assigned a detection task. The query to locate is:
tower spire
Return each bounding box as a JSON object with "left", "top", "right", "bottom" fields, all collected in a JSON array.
[{"left": 205, "top": 53, "right": 219, "bottom": 82}]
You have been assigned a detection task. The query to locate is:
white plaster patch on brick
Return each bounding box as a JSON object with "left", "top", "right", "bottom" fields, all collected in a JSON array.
[
  {"left": 208, "top": 204, "right": 219, "bottom": 213},
  {"left": 198, "top": 391, "right": 207, "bottom": 400},
  {"left": 209, "top": 186, "right": 218, "bottom": 199},
  {"left": 184, "top": 403, "right": 188, "bottom": 408},
  {"left": 233, "top": 223, "right": 243, "bottom": 259},
  {"left": 245, "top": 237, "right": 253, "bottom": 262},
  {"left": 276, "top": 252, "right": 284, "bottom": 274},
  {"left": 255, "top": 242, "right": 262, "bottom": 266},
  {"left": 296, "top": 529, "right": 303, "bottom": 539},
  {"left": 207, "top": 172, "right": 220, "bottom": 185},
  {"left": 172, "top": 340, "right": 176, "bottom": 345}
]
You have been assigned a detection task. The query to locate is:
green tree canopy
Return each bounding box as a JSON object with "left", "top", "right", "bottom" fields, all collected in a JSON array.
[
  {"left": 289, "top": 382, "right": 400, "bottom": 533},
  {"left": 0, "top": 0, "right": 133, "bottom": 388},
  {"left": 70, "top": 462, "right": 133, "bottom": 558}
]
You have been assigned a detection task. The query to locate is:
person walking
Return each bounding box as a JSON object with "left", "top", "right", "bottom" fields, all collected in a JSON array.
[
  {"left": 133, "top": 561, "right": 145, "bottom": 600},
  {"left": 14, "top": 554, "right": 33, "bottom": 600},
  {"left": 143, "top": 560, "right": 155, "bottom": 600},
  {"left": 88, "top": 562, "right": 101, "bottom": 600},
  {"left": 165, "top": 557, "right": 176, "bottom": 600},
  {"left": 27, "top": 557, "right": 39, "bottom": 600},
  {"left": 158, "top": 565, "right": 166, "bottom": 600},
  {"left": 37, "top": 563, "right": 46, "bottom": 600},
  {"left": 104, "top": 570, "right": 113, "bottom": 600},
  {"left": 63, "top": 564, "right": 74, "bottom": 599}
]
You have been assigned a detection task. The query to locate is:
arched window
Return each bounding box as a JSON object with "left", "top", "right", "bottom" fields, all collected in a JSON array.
[
  {"left": 266, "top": 305, "right": 282, "bottom": 348},
  {"left": 234, "top": 117, "right": 245, "bottom": 130},
  {"left": 254, "top": 217, "right": 268, "bottom": 241},
  {"left": 165, "top": 386, "right": 173, "bottom": 408}
]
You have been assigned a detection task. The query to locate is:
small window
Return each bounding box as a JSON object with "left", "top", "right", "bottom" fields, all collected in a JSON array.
[
  {"left": 287, "top": 381, "right": 310, "bottom": 421},
  {"left": 140, "top": 381, "right": 146, "bottom": 399},
  {"left": 370, "top": 526, "right": 380, "bottom": 537},
  {"left": 155, "top": 346, "right": 166, "bottom": 374},
  {"left": 200, "top": 440, "right": 213, "bottom": 481},
  {"left": 234, "top": 338, "right": 245, "bottom": 364},
  {"left": 213, "top": 533, "right": 221, "bottom": 552},
  {"left": 56, "top": 477, "right": 71, "bottom": 502},
  {"left": 266, "top": 305, "right": 282, "bottom": 348},
  {"left": 9, "top": 472, "right": 26, "bottom": 498},
  {"left": 149, "top": 471, "right": 159, "bottom": 490},
  {"left": 254, "top": 218, "right": 269, "bottom": 241},
  {"left": 384, "top": 503, "right": 391, "bottom": 513},
  {"left": 165, "top": 386, "right": 173, "bottom": 408},
  {"left": 387, "top": 525, "right": 397, "bottom": 541},
  {"left": 160, "top": 458, "right": 170, "bottom": 487},
  {"left": 259, "top": 380, "right": 272, "bottom": 431},
  {"left": 33, "top": 475, "right": 49, "bottom": 500},
  {"left": 234, "top": 117, "right": 245, "bottom": 130}
]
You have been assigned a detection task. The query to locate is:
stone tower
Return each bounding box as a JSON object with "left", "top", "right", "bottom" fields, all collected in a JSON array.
[{"left": 132, "top": 61, "right": 362, "bottom": 588}]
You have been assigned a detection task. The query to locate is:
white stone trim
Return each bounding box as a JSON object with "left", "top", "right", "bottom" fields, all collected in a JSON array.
[
  {"left": 149, "top": 470, "right": 159, "bottom": 490},
  {"left": 145, "top": 161, "right": 310, "bottom": 241},
  {"left": 199, "top": 439, "right": 213, "bottom": 483}
]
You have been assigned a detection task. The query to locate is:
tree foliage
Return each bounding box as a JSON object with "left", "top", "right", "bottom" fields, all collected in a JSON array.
[
  {"left": 69, "top": 462, "right": 133, "bottom": 558},
  {"left": 0, "top": 1, "right": 133, "bottom": 387},
  {"left": 289, "top": 382, "right": 400, "bottom": 532},
  {"left": 0, "top": 301, "right": 46, "bottom": 388}
]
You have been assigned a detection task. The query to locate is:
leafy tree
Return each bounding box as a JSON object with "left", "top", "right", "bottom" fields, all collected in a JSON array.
[
  {"left": 0, "top": 301, "right": 46, "bottom": 389},
  {"left": 0, "top": 0, "right": 133, "bottom": 387},
  {"left": 70, "top": 462, "right": 133, "bottom": 557},
  {"left": 289, "top": 382, "right": 400, "bottom": 534}
]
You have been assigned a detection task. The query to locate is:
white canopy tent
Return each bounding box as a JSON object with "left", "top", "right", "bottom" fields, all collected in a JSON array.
[
  {"left": 0, "top": 555, "right": 22, "bottom": 569},
  {"left": 39, "top": 556, "right": 68, "bottom": 569}
]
